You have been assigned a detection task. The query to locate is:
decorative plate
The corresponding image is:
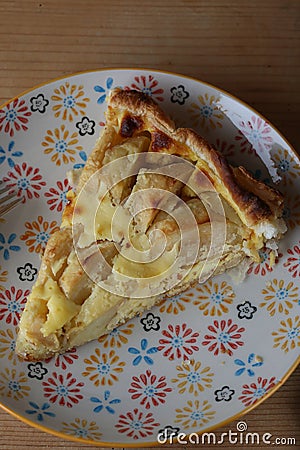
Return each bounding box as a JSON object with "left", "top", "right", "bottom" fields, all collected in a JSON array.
[{"left": 0, "top": 69, "right": 299, "bottom": 447}]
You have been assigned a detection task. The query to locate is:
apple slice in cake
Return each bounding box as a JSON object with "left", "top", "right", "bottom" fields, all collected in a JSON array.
[{"left": 16, "top": 88, "right": 286, "bottom": 360}]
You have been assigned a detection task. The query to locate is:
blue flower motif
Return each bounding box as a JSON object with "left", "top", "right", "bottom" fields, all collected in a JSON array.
[
  {"left": 234, "top": 353, "right": 264, "bottom": 377},
  {"left": 73, "top": 150, "right": 88, "bottom": 169},
  {"left": 0, "top": 233, "right": 21, "bottom": 260},
  {"left": 0, "top": 141, "right": 23, "bottom": 167},
  {"left": 25, "top": 401, "right": 55, "bottom": 422},
  {"left": 90, "top": 390, "right": 121, "bottom": 414},
  {"left": 128, "top": 338, "right": 158, "bottom": 366},
  {"left": 94, "top": 77, "right": 114, "bottom": 104}
]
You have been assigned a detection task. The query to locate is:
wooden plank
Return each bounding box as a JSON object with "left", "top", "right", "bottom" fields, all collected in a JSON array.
[{"left": 0, "top": 0, "right": 299, "bottom": 447}]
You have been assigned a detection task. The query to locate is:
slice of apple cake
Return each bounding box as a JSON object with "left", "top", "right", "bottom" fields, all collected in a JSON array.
[{"left": 16, "top": 88, "right": 286, "bottom": 360}]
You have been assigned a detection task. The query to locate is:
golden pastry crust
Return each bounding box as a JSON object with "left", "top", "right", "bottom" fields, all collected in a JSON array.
[
  {"left": 108, "top": 88, "right": 284, "bottom": 226},
  {"left": 16, "top": 88, "right": 286, "bottom": 361}
]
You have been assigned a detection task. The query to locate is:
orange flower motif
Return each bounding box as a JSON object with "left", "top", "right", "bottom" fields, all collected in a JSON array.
[
  {"left": 98, "top": 323, "right": 134, "bottom": 348},
  {"left": 42, "top": 125, "right": 82, "bottom": 166},
  {"left": 193, "top": 280, "right": 235, "bottom": 316},
  {"left": 61, "top": 418, "right": 103, "bottom": 441},
  {"left": 0, "top": 265, "right": 8, "bottom": 291},
  {"left": 82, "top": 348, "right": 125, "bottom": 387},
  {"left": 0, "top": 328, "right": 22, "bottom": 365},
  {"left": 159, "top": 293, "right": 193, "bottom": 315},
  {"left": 171, "top": 360, "right": 214, "bottom": 396},
  {"left": 190, "top": 93, "right": 225, "bottom": 131},
  {"left": 272, "top": 316, "right": 299, "bottom": 353},
  {"left": 175, "top": 399, "right": 215, "bottom": 429},
  {"left": 260, "top": 279, "right": 298, "bottom": 316},
  {"left": 0, "top": 368, "right": 30, "bottom": 400},
  {"left": 20, "top": 215, "right": 59, "bottom": 254},
  {"left": 51, "top": 82, "right": 90, "bottom": 121},
  {"left": 272, "top": 148, "right": 300, "bottom": 186}
]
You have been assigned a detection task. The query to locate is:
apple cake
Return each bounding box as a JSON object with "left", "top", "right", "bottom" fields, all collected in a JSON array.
[{"left": 16, "top": 88, "right": 286, "bottom": 361}]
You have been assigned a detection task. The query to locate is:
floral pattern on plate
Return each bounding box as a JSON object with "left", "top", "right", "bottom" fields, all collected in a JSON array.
[{"left": 0, "top": 69, "right": 299, "bottom": 446}]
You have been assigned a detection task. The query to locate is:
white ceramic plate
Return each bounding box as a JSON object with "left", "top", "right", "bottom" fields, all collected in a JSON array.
[{"left": 0, "top": 69, "right": 299, "bottom": 446}]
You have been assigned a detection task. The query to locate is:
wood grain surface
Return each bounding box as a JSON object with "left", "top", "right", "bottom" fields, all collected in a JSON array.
[{"left": 0, "top": 0, "right": 299, "bottom": 449}]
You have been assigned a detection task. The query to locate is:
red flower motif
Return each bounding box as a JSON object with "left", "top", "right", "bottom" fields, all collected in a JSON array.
[
  {"left": 0, "top": 286, "right": 29, "bottom": 326},
  {"left": 235, "top": 115, "right": 272, "bottom": 156},
  {"left": 0, "top": 98, "right": 31, "bottom": 137},
  {"left": 284, "top": 243, "right": 300, "bottom": 278},
  {"left": 202, "top": 319, "right": 245, "bottom": 356},
  {"left": 238, "top": 376, "right": 277, "bottom": 407},
  {"left": 46, "top": 348, "right": 78, "bottom": 370},
  {"left": 128, "top": 369, "right": 172, "bottom": 409},
  {"left": 235, "top": 129, "right": 258, "bottom": 155},
  {"left": 115, "top": 408, "right": 160, "bottom": 439},
  {"left": 44, "top": 178, "right": 71, "bottom": 212},
  {"left": 42, "top": 371, "right": 84, "bottom": 408},
  {"left": 125, "top": 75, "right": 164, "bottom": 102},
  {"left": 247, "top": 249, "right": 282, "bottom": 276},
  {"left": 214, "top": 138, "right": 235, "bottom": 158},
  {"left": 158, "top": 323, "right": 199, "bottom": 361},
  {"left": 3, "top": 162, "right": 46, "bottom": 202}
]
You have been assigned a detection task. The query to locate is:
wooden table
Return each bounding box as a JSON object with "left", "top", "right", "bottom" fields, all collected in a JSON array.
[{"left": 0, "top": 0, "right": 299, "bottom": 448}]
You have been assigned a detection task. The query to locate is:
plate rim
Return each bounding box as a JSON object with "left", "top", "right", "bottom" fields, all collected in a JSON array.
[
  {"left": 0, "top": 66, "right": 299, "bottom": 163},
  {"left": 0, "top": 358, "right": 299, "bottom": 447},
  {"left": 0, "top": 67, "right": 299, "bottom": 447}
]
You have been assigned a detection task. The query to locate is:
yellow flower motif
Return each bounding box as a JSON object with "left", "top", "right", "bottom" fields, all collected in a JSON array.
[
  {"left": 190, "top": 93, "right": 225, "bottom": 131},
  {"left": 42, "top": 125, "right": 82, "bottom": 166},
  {"left": 193, "top": 280, "right": 235, "bottom": 316},
  {"left": 273, "top": 148, "right": 300, "bottom": 186},
  {"left": 0, "top": 265, "right": 8, "bottom": 291},
  {"left": 0, "top": 368, "right": 30, "bottom": 400},
  {"left": 272, "top": 316, "right": 299, "bottom": 353},
  {"left": 98, "top": 323, "right": 134, "bottom": 348},
  {"left": 159, "top": 293, "right": 193, "bottom": 315},
  {"left": 260, "top": 279, "right": 298, "bottom": 316},
  {"left": 82, "top": 348, "right": 125, "bottom": 387},
  {"left": 0, "top": 328, "right": 22, "bottom": 365},
  {"left": 61, "top": 418, "right": 102, "bottom": 441},
  {"left": 175, "top": 399, "right": 215, "bottom": 429},
  {"left": 171, "top": 360, "right": 214, "bottom": 396},
  {"left": 51, "top": 82, "right": 90, "bottom": 122}
]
